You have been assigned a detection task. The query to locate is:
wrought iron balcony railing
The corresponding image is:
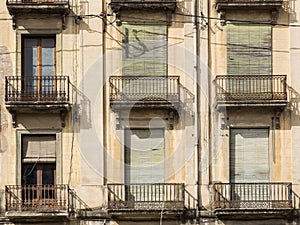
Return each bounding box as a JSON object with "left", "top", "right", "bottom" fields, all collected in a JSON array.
[
  {"left": 215, "top": 75, "right": 287, "bottom": 106},
  {"left": 109, "top": 0, "right": 177, "bottom": 12},
  {"left": 108, "top": 183, "right": 187, "bottom": 211},
  {"left": 215, "top": 0, "right": 283, "bottom": 11},
  {"left": 6, "top": 0, "right": 70, "bottom": 15},
  {"left": 5, "top": 185, "right": 90, "bottom": 213},
  {"left": 7, "top": 0, "right": 68, "bottom": 4},
  {"left": 213, "top": 183, "right": 292, "bottom": 210},
  {"left": 5, "top": 76, "right": 70, "bottom": 104},
  {"left": 109, "top": 76, "right": 180, "bottom": 109}
]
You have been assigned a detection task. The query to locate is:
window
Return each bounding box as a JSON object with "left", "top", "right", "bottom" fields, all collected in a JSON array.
[
  {"left": 122, "top": 24, "right": 167, "bottom": 76},
  {"left": 121, "top": 24, "right": 168, "bottom": 98},
  {"left": 230, "top": 128, "right": 269, "bottom": 202},
  {"left": 21, "top": 134, "right": 56, "bottom": 201},
  {"left": 124, "top": 128, "right": 165, "bottom": 201},
  {"left": 22, "top": 36, "right": 56, "bottom": 97},
  {"left": 227, "top": 23, "right": 271, "bottom": 75}
]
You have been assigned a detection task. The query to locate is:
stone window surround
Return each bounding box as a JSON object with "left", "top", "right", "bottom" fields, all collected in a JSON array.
[
  {"left": 16, "top": 129, "right": 62, "bottom": 185},
  {"left": 15, "top": 28, "right": 63, "bottom": 77}
]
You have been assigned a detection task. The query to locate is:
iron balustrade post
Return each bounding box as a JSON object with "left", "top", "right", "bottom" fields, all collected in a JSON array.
[
  {"left": 66, "top": 76, "right": 70, "bottom": 102},
  {"left": 5, "top": 77, "right": 8, "bottom": 101}
]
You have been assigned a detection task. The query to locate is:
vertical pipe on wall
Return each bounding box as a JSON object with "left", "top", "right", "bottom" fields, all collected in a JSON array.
[
  {"left": 207, "top": 0, "right": 213, "bottom": 190},
  {"left": 102, "top": 0, "right": 107, "bottom": 186},
  {"left": 193, "top": 0, "right": 201, "bottom": 221}
]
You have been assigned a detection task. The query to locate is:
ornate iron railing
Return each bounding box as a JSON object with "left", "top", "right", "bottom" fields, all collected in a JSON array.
[
  {"left": 110, "top": 76, "right": 180, "bottom": 103},
  {"left": 5, "top": 76, "right": 70, "bottom": 103},
  {"left": 216, "top": 0, "right": 282, "bottom": 3},
  {"left": 109, "top": 0, "right": 177, "bottom": 12},
  {"left": 6, "top": 0, "right": 68, "bottom": 4},
  {"left": 108, "top": 183, "right": 186, "bottom": 211},
  {"left": 111, "top": 0, "right": 175, "bottom": 2},
  {"left": 5, "top": 185, "right": 90, "bottom": 213},
  {"left": 215, "top": 0, "right": 283, "bottom": 10},
  {"left": 213, "top": 183, "right": 292, "bottom": 210},
  {"left": 215, "top": 75, "right": 287, "bottom": 103}
]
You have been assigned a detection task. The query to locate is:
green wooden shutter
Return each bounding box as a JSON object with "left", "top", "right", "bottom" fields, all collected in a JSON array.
[
  {"left": 122, "top": 24, "right": 167, "bottom": 76},
  {"left": 227, "top": 23, "right": 272, "bottom": 75}
]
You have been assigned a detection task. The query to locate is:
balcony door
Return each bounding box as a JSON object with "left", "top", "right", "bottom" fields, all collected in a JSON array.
[
  {"left": 21, "top": 134, "right": 56, "bottom": 204},
  {"left": 22, "top": 36, "right": 56, "bottom": 100},
  {"left": 226, "top": 23, "right": 272, "bottom": 99},
  {"left": 125, "top": 128, "right": 165, "bottom": 202},
  {"left": 121, "top": 24, "right": 167, "bottom": 100},
  {"left": 230, "top": 128, "right": 270, "bottom": 207}
]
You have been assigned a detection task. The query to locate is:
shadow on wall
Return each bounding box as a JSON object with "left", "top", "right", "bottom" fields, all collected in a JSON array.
[
  {"left": 70, "top": 83, "right": 92, "bottom": 130},
  {"left": 288, "top": 85, "right": 300, "bottom": 126},
  {"left": 0, "top": 46, "right": 12, "bottom": 153}
]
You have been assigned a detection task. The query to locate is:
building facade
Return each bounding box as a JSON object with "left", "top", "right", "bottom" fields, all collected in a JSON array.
[{"left": 0, "top": 0, "right": 300, "bottom": 225}]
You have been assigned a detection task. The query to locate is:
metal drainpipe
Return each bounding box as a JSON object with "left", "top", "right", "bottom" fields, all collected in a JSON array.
[
  {"left": 207, "top": 0, "right": 213, "bottom": 193},
  {"left": 193, "top": 0, "right": 201, "bottom": 222},
  {"left": 102, "top": 0, "right": 107, "bottom": 186}
]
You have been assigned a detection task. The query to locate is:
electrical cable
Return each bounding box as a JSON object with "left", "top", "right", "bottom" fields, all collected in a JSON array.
[{"left": 4, "top": 9, "right": 300, "bottom": 27}]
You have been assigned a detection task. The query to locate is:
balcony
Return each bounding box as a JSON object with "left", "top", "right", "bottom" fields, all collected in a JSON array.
[
  {"left": 6, "top": 76, "right": 70, "bottom": 108},
  {"left": 215, "top": 75, "right": 287, "bottom": 108},
  {"left": 109, "top": 0, "right": 177, "bottom": 13},
  {"left": 5, "top": 185, "right": 90, "bottom": 222},
  {"left": 6, "top": 0, "right": 70, "bottom": 15},
  {"left": 107, "top": 183, "right": 196, "bottom": 219},
  {"left": 5, "top": 76, "right": 70, "bottom": 127},
  {"left": 215, "top": 0, "right": 283, "bottom": 11},
  {"left": 212, "top": 183, "right": 293, "bottom": 219},
  {"left": 110, "top": 76, "right": 193, "bottom": 112}
]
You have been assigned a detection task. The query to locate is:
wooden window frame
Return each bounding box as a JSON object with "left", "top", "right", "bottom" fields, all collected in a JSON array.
[{"left": 21, "top": 36, "right": 57, "bottom": 98}]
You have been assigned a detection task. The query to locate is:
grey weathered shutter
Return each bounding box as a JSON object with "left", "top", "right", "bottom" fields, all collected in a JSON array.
[
  {"left": 22, "top": 135, "right": 56, "bottom": 162},
  {"left": 122, "top": 24, "right": 167, "bottom": 76},
  {"left": 121, "top": 24, "right": 167, "bottom": 100},
  {"left": 227, "top": 23, "right": 272, "bottom": 75},
  {"left": 230, "top": 128, "right": 269, "bottom": 183},
  {"left": 230, "top": 129, "right": 270, "bottom": 202},
  {"left": 125, "top": 128, "right": 165, "bottom": 184}
]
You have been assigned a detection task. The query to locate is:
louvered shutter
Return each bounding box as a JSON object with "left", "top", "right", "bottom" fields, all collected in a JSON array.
[
  {"left": 122, "top": 24, "right": 167, "bottom": 100},
  {"left": 227, "top": 23, "right": 271, "bottom": 75},
  {"left": 230, "top": 129, "right": 269, "bottom": 201},
  {"left": 230, "top": 129, "right": 269, "bottom": 183},
  {"left": 125, "top": 129, "right": 164, "bottom": 184},
  {"left": 125, "top": 129, "right": 165, "bottom": 201},
  {"left": 122, "top": 24, "right": 167, "bottom": 76},
  {"left": 22, "top": 135, "right": 56, "bottom": 162}
]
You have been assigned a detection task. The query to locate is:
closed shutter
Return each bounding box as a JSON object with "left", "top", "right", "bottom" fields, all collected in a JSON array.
[
  {"left": 122, "top": 24, "right": 167, "bottom": 100},
  {"left": 230, "top": 128, "right": 269, "bottom": 183},
  {"left": 230, "top": 129, "right": 269, "bottom": 202},
  {"left": 125, "top": 129, "right": 165, "bottom": 201},
  {"left": 227, "top": 23, "right": 271, "bottom": 75},
  {"left": 122, "top": 24, "right": 167, "bottom": 76},
  {"left": 22, "top": 134, "right": 56, "bottom": 163},
  {"left": 125, "top": 128, "right": 164, "bottom": 184}
]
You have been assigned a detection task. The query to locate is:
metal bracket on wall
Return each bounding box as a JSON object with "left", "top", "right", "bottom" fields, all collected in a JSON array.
[
  {"left": 11, "top": 111, "right": 17, "bottom": 128},
  {"left": 271, "top": 9, "right": 279, "bottom": 24},
  {"left": 220, "top": 11, "right": 226, "bottom": 26},
  {"left": 60, "top": 109, "right": 67, "bottom": 128},
  {"left": 62, "top": 14, "right": 66, "bottom": 30},
  {"left": 12, "top": 15, "right": 16, "bottom": 30},
  {"left": 274, "top": 111, "right": 281, "bottom": 129}
]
